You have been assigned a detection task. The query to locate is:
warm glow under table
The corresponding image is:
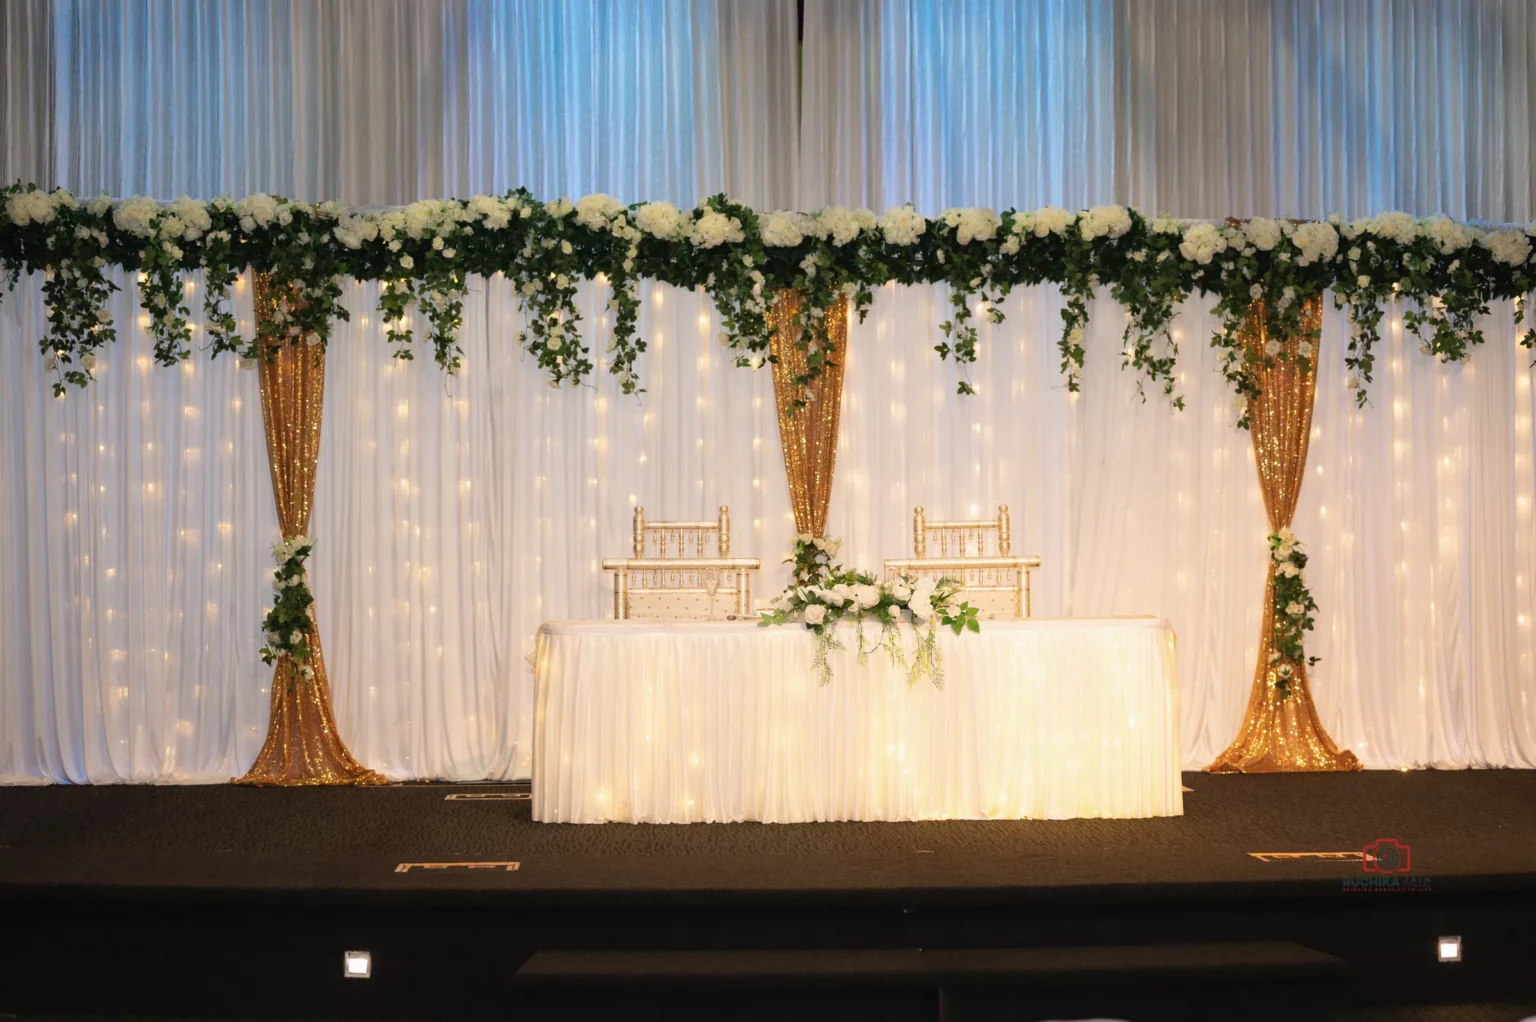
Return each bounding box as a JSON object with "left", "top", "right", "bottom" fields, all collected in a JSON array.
[{"left": 531, "top": 617, "right": 1182, "bottom": 824}]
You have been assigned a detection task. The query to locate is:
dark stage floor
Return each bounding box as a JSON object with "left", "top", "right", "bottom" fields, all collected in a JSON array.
[
  {"left": 1, "top": 770, "right": 1534, "bottom": 1022},
  {"left": 0, "top": 770, "right": 1533, "bottom": 899}
]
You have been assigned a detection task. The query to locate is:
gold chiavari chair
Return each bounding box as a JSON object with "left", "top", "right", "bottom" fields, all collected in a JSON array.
[
  {"left": 883, "top": 505, "right": 1040, "bottom": 618},
  {"left": 602, "top": 505, "right": 761, "bottom": 619}
]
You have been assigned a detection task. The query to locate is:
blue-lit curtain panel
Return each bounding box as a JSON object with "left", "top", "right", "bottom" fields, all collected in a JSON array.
[{"left": 804, "top": 0, "right": 1536, "bottom": 769}]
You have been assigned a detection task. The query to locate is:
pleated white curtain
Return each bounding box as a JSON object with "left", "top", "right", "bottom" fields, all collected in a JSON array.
[
  {"left": 805, "top": 0, "right": 1536, "bottom": 767},
  {"left": 5, "top": 0, "right": 1535, "bottom": 783},
  {"left": 0, "top": 0, "right": 799, "bottom": 782}
]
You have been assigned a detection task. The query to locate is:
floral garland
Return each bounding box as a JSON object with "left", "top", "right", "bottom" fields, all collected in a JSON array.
[
  {"left": 4, "top": 183, "right": 1534, "bottom": 415},
  {"left": 758, "top": 536, "right": 980, "bottom": 687},
  {"left": 1266, "top": 528, "right": 1318, "bottom": 699},
  {"left": 259, "top": 536, "right": 318, "bottom": 682}
]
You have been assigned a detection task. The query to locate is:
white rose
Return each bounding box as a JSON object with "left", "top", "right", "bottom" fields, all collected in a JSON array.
[
  {"left": 910, "top": 596, "right": 934, "bottom": 622},
  {"left": 853, "top": 584, "right": 882, "bottom": 610},
  {"left": 81, "top": 352, "right": 97, "bottom": 370},
  {"left": 1264, "top": 339, "right": 1282, "bottom": 356},
  {"left": 289, "top": 630, "right": 304, "bottom": 645},
  {"left": 1279, "top": 561, "right": 1299, "bottom": 578},
  {"left": 803, "top": 604, "right": 827, "bottom": 626},
  {"left": 1285, "top": 602, "right": 1305, "bottom": 618},
  {"left": 1297, "top": 341, "right": 1313, "bottom": 358}
]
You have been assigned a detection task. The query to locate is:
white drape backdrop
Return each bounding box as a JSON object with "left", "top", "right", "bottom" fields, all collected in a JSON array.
[{"left": 4, "top": 0, "right": 1535, "bottom": 781}]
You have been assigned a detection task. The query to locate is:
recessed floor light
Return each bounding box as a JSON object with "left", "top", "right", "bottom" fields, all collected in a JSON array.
[{"left": 344, "top": 950, "right": 372, "bottom": 978}]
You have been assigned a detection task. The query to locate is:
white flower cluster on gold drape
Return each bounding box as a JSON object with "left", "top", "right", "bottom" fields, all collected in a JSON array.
[{"left": 2, "top": 0, "right": 1534, "bottom": 782}]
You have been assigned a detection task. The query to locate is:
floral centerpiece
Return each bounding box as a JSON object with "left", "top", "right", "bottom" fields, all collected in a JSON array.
[{"left": 758, "top": 535, "right": 980, "bottom": 687}]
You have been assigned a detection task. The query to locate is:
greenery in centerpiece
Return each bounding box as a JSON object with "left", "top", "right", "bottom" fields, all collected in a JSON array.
[{"left": 758, "top": 535, "right": 980, "bottom": 687}]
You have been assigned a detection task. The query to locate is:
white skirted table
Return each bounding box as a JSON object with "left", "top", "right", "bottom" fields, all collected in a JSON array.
[{"left": 531, "top": 617, "right": 1182, "bottom": 824}]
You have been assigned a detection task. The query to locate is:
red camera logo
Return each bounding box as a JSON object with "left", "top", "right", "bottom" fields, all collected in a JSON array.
[{"left": 1362, "top": 837, "right": 1412, "bottom": 873}]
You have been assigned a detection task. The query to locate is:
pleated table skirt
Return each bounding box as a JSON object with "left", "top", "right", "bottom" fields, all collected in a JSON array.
[{"left": 531, "top": 617, "right": 1182, "bottom": 824}]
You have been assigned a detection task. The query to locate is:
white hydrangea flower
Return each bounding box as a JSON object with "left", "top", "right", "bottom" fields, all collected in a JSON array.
[
  {"left": 760, "top": 210, "right": 807, "bottom": 247},
  {"left": 1423, "top": 215, "right": 1474, "bottom": 255},
  {"left": 574, "top": 193, "right": 625, "bottom": 230},
  {"left": 1021, "top": 206, "right": 1076, "bottom": 238},
  {"left": 940, "top": 206, "right": 1001, "bottom": 245},
  {"left": 1243, "top": 217, "right": 1283, "bottom": 251},
  {"left": 633, "top": 201, "right": 688, "bottom": 240},
  {"left": 1486, "top": 229, "right": 1532, "bottom": 266},
  {"left": 332, "top": 213, "right": 379, "bottom": 249},
  {"left": 879, "top": 204, "right": 927, "bottom": 246},
  {"left": 167, "top": 196, "right": 212, "bottom": 240},
  {"left": 1178, "top": 222, "right": 1227, "bottom": 265},
  {"left": 113, "top": 196, "right": 162, "bottom": 237},
  {"left": 688, "top": 209, "right": 745, "bottom": 249},
  {"left": 1367, "top": 211, "right": 1420, "bottom": 245},
  {"left": 813, "top": 206, "right": 876, "bottom": 246},
  {"left": 1079, "top": 204, "right": 1132, "bottom": 240},
  {"left": 1292, "top": 221, "right": 1340, "bottom": 263}
]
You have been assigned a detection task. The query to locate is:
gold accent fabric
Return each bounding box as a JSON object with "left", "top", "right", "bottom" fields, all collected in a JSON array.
[
  {"left": 237, "top": 273, "right": 385, "bottom": 787},
  {"left": 768, "top": 291, "right": 848, "bottom": 537},
  {"left": 1207, "top": 298, "right": 1360, "bottom": 774}
]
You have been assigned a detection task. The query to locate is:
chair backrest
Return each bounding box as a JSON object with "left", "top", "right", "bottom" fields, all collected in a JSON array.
[
  {"left": 605, "top": 505, "right": 759, "bottom": 620},
  {"left": 633, "top": 505, "right": 731, "bottom": 558},
  {"left": 913, "top": 505, "right": 1011, "bottom": 558},
  {"left": 886, "top": 504, "right": 1037, "bottom": 619}
]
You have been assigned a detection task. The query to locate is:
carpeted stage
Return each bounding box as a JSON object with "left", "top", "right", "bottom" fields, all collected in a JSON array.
[{"left": 1, "top": 770, "right": 1534, "bottom": 1021}]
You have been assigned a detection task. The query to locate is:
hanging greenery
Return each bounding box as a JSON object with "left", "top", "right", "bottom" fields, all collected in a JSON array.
[{"left": 3, "top": 183, "right": 1533, "bottom": 421}]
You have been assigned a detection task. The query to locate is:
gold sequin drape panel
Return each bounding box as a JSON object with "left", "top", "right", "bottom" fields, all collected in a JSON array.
[
  {"left": 768, "top": 291, "right": 849, "bottom": 537},
  {"left": 1207, "top": 298, "right": 1360, "bottom": 773},
  {"left": 237, "top": 273, "right": 384, "bottom": 786}
]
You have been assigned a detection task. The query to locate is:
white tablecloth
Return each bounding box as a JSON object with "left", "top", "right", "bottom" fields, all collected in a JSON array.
[{"left": 531, "top": 617, "right": 1182, "bottom": 824}]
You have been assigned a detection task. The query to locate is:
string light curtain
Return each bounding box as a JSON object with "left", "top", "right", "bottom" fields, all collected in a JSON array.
[
  {"left": 805, "top": 0, "right": 1536, "bottom": 768},
  {"left": 4, "top": 0, "right": 1536, "bottom": 783},
  {"left": 0, "top": 0, "right": 798, "bottom": 783}
]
